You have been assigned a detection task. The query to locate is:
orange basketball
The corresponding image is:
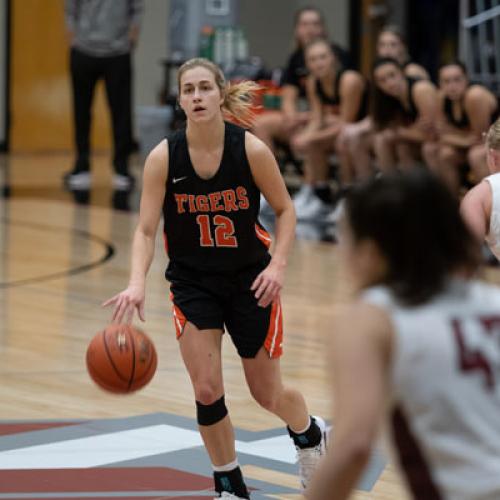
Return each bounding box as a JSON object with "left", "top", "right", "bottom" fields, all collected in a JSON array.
[{"left": 86, "top": 324, "right": 157, "bottom": 394}]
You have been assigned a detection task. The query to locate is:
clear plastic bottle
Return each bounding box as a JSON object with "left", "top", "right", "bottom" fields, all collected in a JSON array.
[
  {"left": 235, "top": 27, "right": 249, "bottom": 62},
  {"left": 213, "top": 27, "right": 225, "bottom": 66}
]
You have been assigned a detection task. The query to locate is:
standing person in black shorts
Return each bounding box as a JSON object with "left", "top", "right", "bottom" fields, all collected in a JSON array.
[
  {"left": 103, "top": 58, "right": 327, "bottom": 499},
  {"left": 63, "top": 0, "right": 143, "bottom": 191}
]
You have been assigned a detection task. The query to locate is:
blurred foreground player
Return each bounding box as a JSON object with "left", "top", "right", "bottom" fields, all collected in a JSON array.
[
  {"left": 308, "top": 171, "right": 500, "bottom": 500},
  {"left": 461, "top": 118, "right": 500, "bottom": 260}
]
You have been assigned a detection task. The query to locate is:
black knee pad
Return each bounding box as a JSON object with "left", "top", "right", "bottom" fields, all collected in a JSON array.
[{"left": 196, "top": 395, "right": 228, "bottom": 426}]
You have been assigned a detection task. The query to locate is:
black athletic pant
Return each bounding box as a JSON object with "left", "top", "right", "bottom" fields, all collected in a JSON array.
[{"left": 70, "top": 48, "right": 132, "bottom": 175}]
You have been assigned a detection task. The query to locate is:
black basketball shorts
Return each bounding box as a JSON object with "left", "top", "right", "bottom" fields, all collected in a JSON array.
[{"left": 166, "top": 260, "right": 283, "bottom": 359}]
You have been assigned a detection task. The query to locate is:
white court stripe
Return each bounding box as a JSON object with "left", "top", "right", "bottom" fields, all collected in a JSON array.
[
  {"left": 0, "top": 424, "right": 303, "bottom": 470},
  {"left": 0, "top": 424, "right": 203, "bottom": 469},
  {"left": 237, "top": 434, "right": 296, "bottom": 464}
]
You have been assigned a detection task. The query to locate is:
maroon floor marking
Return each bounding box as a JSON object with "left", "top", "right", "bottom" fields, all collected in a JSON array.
[
  {"left": 0, "top": 467, "right": 213, "bottom": 493},
  {"left": 0, "top": 422, "right": 80, "bottom": 436},
  {"left": 15, "top": 498, "right": 209, "bottom": 500}
]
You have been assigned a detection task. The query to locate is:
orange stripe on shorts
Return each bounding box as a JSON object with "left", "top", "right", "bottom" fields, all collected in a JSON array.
[
  {"left": 169, "top": 292, "right": 186, "bottom": 339},
  {"left": 255, "top": 224, "right": 272, "bottom": 249},
  {"left": 264, "top": 298, "right": 283, "bottom": 358},
  {"left": 163, "top": 232, "right": 169, "bottom": 254}
]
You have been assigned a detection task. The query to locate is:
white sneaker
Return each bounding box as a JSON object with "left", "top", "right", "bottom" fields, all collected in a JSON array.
[
  {"left": 64, "top": 171, "right": 91, "bottom": 189},
  {"left": 325, "top": 199, "right": 346, "bottom": 224},
  {"left": 295, "top": 416, "right": 328, "bottom": 490},
  {"left": 112, "top": 173, "right": 135, "bottom": 191},
  {"left": 295, "top": 194, "right": 330, "bottom": 221},
  {"left": 292, "top": 184, "right": 313, "bottom": 212},
  {"left": 215, "top": 493, "right": 248, "bottom": 499}
]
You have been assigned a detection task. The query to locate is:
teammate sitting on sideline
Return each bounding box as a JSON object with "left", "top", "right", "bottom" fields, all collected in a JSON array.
[
  {"left": 307, "top": 170, "right": 500, "bottom": 499},
  {"left": 423, "top": 61, "right": 499, "bottom": 195},
  {"left": 341, "top": 26, "right": 430, "bottom": 181},
  {"left": 371, "top": 57, "right": 439, "bottom": 173},
  {"left": 460, "top": 118, "right": 500, "bottom": 260},
  {"left": 291, "top": 38, "right": 366, "bottom": 220},
  {"left": 103, "top": 58, "right": 326, "bottom": 499}
]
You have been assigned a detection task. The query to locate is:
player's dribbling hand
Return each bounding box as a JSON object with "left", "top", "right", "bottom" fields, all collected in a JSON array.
[
  {"left": 251, "top": 262, "right": 284, "bottom": 308},
  {"left": 102, "top": 283, "right": 145, "bottom": 324}
]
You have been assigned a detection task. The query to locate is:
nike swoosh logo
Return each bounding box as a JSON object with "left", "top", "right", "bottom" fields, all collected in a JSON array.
[{"left": 172, "top": 176, "right": 187, "bottom": 184}]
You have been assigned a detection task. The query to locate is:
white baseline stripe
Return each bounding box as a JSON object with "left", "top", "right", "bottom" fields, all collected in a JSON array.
[
  {"left": 0, "top": 424, "right": 299, "bottom": 469},
  {"left": 0, "top": 424, "right": 203, "bottom": 469}
]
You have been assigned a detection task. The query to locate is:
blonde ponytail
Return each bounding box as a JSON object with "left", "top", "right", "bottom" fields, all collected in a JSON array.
[
  {"left": 486, "top": 118, "right": 500, "bottom": 150},
  {"left": 177, "top": 58, "right": 262, "bottom": 128},
  {"left": 222, "top": 80, "right": 262, "bottom": 128}
]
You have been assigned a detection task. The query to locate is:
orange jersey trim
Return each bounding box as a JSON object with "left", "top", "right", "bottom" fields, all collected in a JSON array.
[{"left": 255, "top": 224, "right": 272, "bottom": 249}]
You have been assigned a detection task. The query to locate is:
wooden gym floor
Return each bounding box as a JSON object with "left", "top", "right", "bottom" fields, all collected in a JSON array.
[{"left": 1, "top": 152, "right": 499, "bottom": 499}]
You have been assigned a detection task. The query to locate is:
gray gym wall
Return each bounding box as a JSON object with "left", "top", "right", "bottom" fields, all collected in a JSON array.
[
  {"left": 241, "top": 0, "right": 350, "bottom": 69},
  {"left": 134, "top": 0, "right": 170, "bottom": 107},
  {"left": 133, "top": 0, "right": 350, "bottom": 106}
]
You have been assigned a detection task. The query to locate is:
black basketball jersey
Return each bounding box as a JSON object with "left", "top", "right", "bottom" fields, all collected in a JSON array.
[
  {"left": 400, "top": 77, "right": 419, "bottom": 124},
  {"left": 314, "top": 69, "right": 368, "bottom": 121},
  {"left": 443, "top": 96, "right": 470, "bottom": 130},
  {"left": 163, "top": 122, "right": 272, "bottom": 274},
  {"left": 443, "top": 89, "right": 499, "bottom": 130},
  {"left": 315, "top": 70, "right": 343, "bottom": 108}
]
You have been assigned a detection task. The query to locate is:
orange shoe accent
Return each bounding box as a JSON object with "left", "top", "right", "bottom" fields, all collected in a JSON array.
[
  {"left": 255, "top": 223, "right": 272, "bottom": 249},
  {"left": 264, "top": 298, "right": 283, "bottom": 358}
]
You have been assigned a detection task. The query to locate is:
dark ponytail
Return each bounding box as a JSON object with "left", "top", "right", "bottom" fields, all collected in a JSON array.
[{"left": 345, "top": 170, "right": 480, "bottom": 305}]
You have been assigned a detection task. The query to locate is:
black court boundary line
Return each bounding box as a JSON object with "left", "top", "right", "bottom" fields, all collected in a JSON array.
[{"left": 0, "top": 218, "right": 115, "bottom": 288}]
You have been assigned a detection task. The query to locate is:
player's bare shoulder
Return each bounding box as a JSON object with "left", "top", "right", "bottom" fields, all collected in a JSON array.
[
  {"left": 144, "top": 139, "right": 169, "bottom": 183},
  {"left": 244, "top": 130, "right": 275, "bottom": 167}
]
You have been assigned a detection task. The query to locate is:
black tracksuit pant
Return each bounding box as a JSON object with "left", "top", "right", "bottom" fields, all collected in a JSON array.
[{"left": 70, "top": 47, "right": 132, "bottom": 175}]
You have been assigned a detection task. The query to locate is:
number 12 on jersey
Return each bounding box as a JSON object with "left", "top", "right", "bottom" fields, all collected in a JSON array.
[{"left": 196, "top": 214, "right": 238, "bottom": 248}]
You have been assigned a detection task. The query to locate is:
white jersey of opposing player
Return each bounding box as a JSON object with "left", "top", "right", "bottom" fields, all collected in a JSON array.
[
  {"left": 485, "top": 173, "right": 500, "bottom": 260},
  {"left": 363, "top": 279, "right": 500, "bottom": 500}
]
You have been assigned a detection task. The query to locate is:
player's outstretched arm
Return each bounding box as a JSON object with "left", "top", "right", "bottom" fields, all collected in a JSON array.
[
  {"left": 307, "top": 302, "right": 392, "bottom": 500},
  {"left": 103, "top": 140, "right": 168, "bottom": 324},
  {"left": 246, "top": 132, "right": 296, "bottom": 308},
  {"left": 460, "top": 180, "right": 491, "bottom": 244}
]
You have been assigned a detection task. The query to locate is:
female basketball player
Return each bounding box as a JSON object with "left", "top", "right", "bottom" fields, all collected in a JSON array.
[
  {"left": 340, "top": 26, "right": 430, "bottom": 181},
  {"left": 307, "top": 170, "right": 500, "bottom": 500},
  {"left": 460, "top": 118, "right": 500, "bottom": 259},
  {"left": 103, "top": 58, "right": 326, "bottom": 499},
  {"left": 422, "top": 61, "right": 499, "bottom": 195},
  {"left": 291, "top": 38, "right": 366, "bottom": 219},
  {"left": 252, "top": 6, "right": 326, "bottom": 154},
  {"left": 370, "top": 57, "right": 438, "bottom": 172},
  {"left": 376, "top": 25, "right": 429, "bottom": 80},
  {"left": 252, "top": 6, "right": 350, "bottom": 213}
]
